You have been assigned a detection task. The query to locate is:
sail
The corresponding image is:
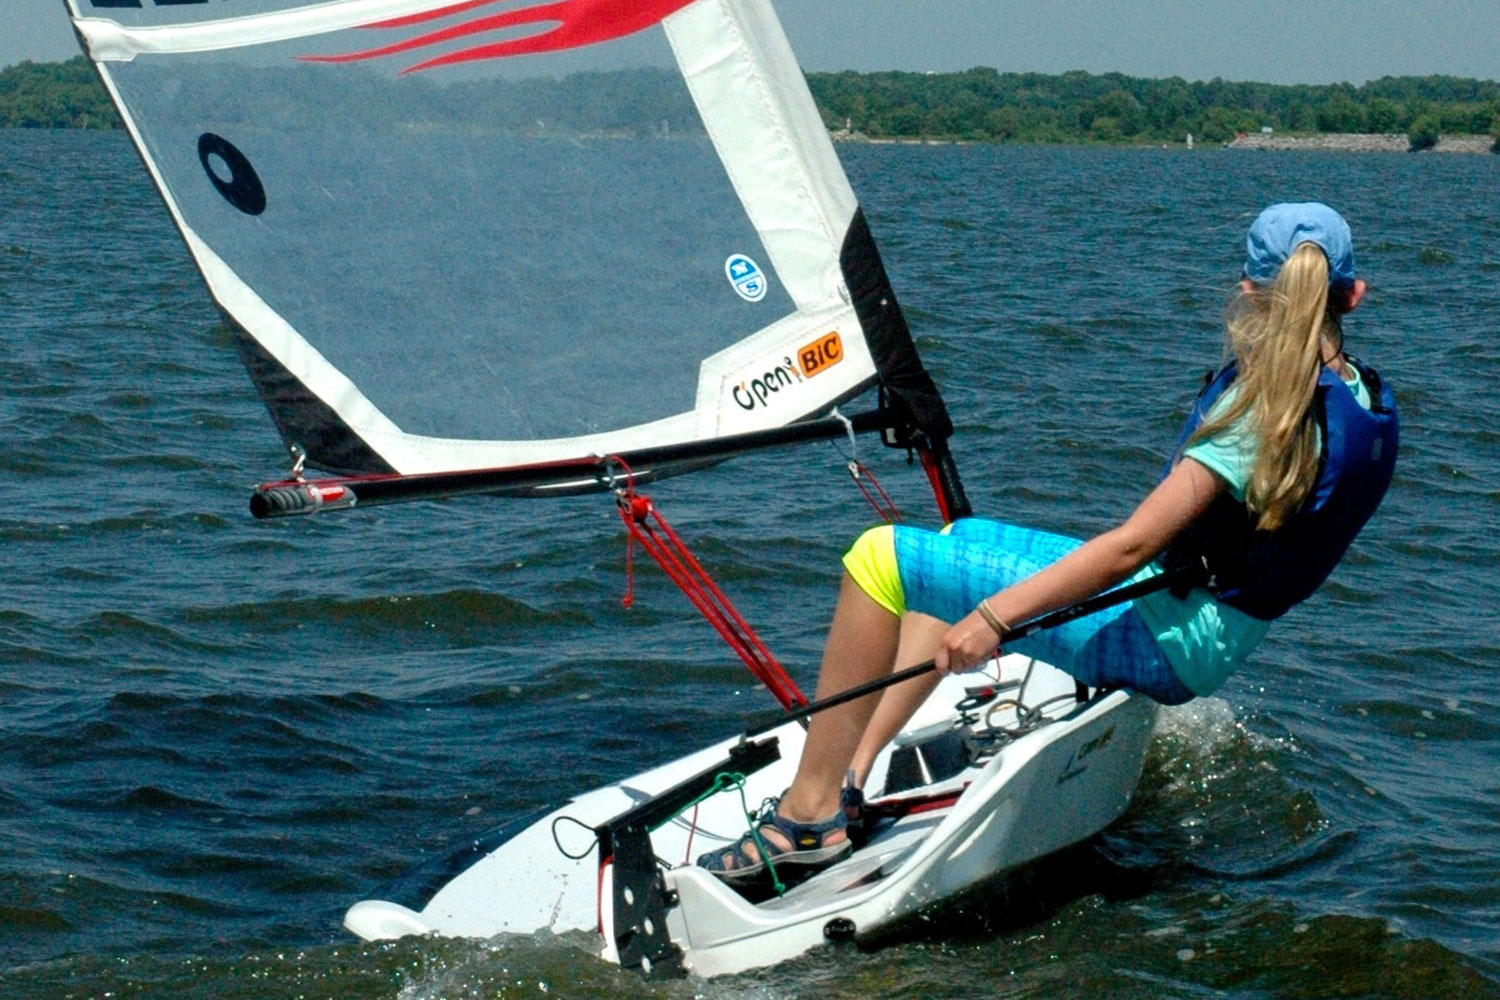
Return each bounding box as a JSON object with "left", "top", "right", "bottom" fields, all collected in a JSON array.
[{"left": 66, "top": 0, "right": 951, "bottom": 481}]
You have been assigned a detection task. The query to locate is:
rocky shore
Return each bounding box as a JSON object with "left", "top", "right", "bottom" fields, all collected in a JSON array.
[
  {"left": 827, "top": 129, "right": 1496, "bottom": 152},
  {"left": 1228, "top": 132, "right": 1494, "bottom": 153}
]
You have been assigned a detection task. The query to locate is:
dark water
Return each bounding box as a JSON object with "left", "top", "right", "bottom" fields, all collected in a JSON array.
[{"left": 3, "top": 129, "right": 1499, "bottom": 999}]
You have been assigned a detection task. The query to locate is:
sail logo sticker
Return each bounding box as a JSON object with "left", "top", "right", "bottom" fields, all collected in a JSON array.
[
  {"left": 732, "top": 356, "right": 801, "bottom": 411},
  {"left": 731, "top": 334, "right": 843, "bottom": 412},
  {"left": 198, "top": 133, "right": 266, "bottom": 216},
  {"left": 797, "top": 332, "right": 843, "bottom": 377},
  {"left": 725, "top": 254, "right": 768, "bottom": 303}
]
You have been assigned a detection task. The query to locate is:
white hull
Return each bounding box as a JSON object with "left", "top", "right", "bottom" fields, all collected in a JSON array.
[{"left": 345, "top": 653, "right": 1157, "bottom": 978}]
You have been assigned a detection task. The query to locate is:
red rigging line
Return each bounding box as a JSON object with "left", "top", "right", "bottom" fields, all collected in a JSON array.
[
  {"left": 918, "top": 448, "right": 955, "bottom": 524},
  {"left": 846, "top": 460, "right": 902, "bottom": 524},
  {"left": 245, "top": 417, "right": 956, "bottom": 708},
  {"left": 300, "top": 0, "right": 698, "bottom": 74},
  {"left": 612, "top": 458, "right": 807, "bottom": 713}
]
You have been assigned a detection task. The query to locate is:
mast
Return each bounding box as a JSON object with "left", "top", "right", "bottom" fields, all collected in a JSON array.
[{"left": 841, "top": 209, "right": 971, "bottom": 521}]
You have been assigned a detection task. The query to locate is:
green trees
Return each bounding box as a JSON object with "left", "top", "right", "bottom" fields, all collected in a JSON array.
[
  {"left": 1194, "top": 107, "right": 1254, "bottom": 143},
  {"left": 805, "top": 69, "right": 1500, "bottom": 144},
  {"left": 5, "top": 55, "right": 1500, "bottom": 147},
  {"left": 1079, "top": 90, "right": 1145, "bottom": 139},
  {"left": 1408, "top": 114, "right": 1441, "bottom": 151},
  {"left": 0, "top": 58, "right": 118, "bottom": 128},
  {"left": 1365, "top": 98, "right": 1403, "bottom": 133},
  {"left": 1315, "top": 90, "right": 1366, "bottom": 132}
]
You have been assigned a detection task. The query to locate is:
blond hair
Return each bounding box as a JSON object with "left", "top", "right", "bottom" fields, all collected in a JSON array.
[{"left": 1191, "top": 242, "right": 1338, "bottom": 531}]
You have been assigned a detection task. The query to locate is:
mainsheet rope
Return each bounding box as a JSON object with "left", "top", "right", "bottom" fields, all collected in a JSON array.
[
  {"left": 832, "top": 407, "right": 903, "bottom": 524},
  {"left": 846, "top": 459, "right": 902, "bottom": 523},
  {"left": 611, "top": 457, "right": 807, "bottom": 712},
  {"left": 676, "top": 771, "right": 788, "bottom": 896}
]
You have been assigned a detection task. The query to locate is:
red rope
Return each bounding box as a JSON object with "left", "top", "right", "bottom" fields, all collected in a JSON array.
[
  {"left": 612, "top": 463, "right": 807, "bottom": 711},
  {"left": 918, "top": 449, "right": 954, "bottom": 524},
  {"left": 847, "top": 460, "right": 902, "bottom": 523}
]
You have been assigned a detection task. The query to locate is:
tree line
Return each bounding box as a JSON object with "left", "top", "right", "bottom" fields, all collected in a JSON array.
[
  {"left": 5, "top": 56, "right": 1499, "bottom": 149},
  {"left": 808, "top": 68, "right": 1500, "bottom": 146},
  {"left": 0, "top": 58, "right": 118, "bottom": 129}
]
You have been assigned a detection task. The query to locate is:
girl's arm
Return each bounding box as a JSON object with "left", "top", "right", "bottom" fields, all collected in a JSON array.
[{"left": 935, "top": 457, "right": 1227, "bottom": 673}]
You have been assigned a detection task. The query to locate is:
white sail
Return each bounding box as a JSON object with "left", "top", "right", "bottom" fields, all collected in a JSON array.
[
  {"left": 66, "top": 0, "right": 947, "bottom": 478},
  {"left": 62, "top": 3, "right": 1162, "bottom": 981}
]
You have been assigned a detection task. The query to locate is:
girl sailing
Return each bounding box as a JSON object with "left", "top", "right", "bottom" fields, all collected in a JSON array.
[{"left": 700, "top": 201, "right": 1399, "bottom": 886}]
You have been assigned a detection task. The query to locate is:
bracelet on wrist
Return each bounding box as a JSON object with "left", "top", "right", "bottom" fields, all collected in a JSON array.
[{"left": 975, "top": 598, "right": 1010, "bottom": 638}]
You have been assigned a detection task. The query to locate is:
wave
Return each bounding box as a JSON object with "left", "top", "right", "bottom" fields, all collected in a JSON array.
[{"left": 185, "top": 589, "right": 570, "bottom": 634}]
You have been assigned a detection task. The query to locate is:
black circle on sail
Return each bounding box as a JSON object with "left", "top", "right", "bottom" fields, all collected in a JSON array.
[{"left": 197, "top": 133, "right": 267, "bottom": 216}]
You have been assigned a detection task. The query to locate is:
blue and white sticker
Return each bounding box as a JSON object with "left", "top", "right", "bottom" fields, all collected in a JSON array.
[{"left": 725, "top": 253, "right": 768, "bottom": 302}]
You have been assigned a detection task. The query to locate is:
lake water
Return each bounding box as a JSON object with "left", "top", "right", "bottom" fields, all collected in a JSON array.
[{"left": 3, "top": 129, "right": 1499, "bottom": 999}]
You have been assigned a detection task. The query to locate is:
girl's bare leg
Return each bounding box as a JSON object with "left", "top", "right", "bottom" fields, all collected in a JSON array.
[
  {"left": 776, "top": 573, "right": 901, "bottom": 823},
  {"left": 846, "top": 612, "right": 947, "bottom": 790}
]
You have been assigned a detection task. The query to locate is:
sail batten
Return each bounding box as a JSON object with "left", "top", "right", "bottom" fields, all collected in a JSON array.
[{"left": 67, "top": 0, "right": 953, "bottom": 482}]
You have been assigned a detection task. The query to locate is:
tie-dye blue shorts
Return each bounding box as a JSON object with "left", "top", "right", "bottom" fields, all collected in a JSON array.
[{"left": 842, "top": 518, "right": 1193, "bottom": 705}]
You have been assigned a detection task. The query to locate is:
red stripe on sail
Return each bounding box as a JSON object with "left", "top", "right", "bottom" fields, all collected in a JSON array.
[
  {"left": 301, "top": 0, "right": 697, "bottom": 73},
  {"left": 366, "top": 0, "right": 513, "bottom": 30}
]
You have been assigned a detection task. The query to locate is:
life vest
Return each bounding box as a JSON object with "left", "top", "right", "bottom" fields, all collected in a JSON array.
[{"left": 1161, "top": 358, "right": 1399, "bottom": 621}]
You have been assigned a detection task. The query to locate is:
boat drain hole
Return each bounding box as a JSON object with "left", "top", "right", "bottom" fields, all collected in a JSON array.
[{"left": 823, "top": 917, "right": 856, "bottom": 942}]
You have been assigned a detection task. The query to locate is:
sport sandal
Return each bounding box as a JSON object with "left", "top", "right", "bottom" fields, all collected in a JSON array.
[{"left": 697, "top": 796, "right": 852, "bottom": 887}]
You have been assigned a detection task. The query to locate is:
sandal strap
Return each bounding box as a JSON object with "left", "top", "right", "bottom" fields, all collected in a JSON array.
[
  {"left": 699, "top": 826, "right": 770, "bottom": 874},
  {"left": 758, "top": 797, "right": 847, "bottom": 852},
  {"left": 698, "top": 795, "right": 852, "bottom": 880}
]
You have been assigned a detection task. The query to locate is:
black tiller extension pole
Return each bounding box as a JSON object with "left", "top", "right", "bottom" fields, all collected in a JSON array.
[{"left": 743, "top": 566, "right": 1203, "bottom": 739}]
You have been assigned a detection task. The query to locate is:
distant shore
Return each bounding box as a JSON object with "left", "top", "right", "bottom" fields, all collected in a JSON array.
[
  {"left": 828, "top": 129, "right": 1496, "bottom": 153},
  {"left": 5, "top": 57, "right": 1499, "bottom": 152},
  {"left": 1227, "top": 132, "right": 1494, "bottom": 153}
]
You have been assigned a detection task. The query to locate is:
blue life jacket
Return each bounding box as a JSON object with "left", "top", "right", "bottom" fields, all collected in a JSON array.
[{"left": 1160, "top": 357, "right": 1399, "bottom": 621}]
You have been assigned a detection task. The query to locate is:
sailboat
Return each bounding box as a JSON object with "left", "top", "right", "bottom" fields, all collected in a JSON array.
[{"left": 64, "top": 0, "right": 1163, "bottom": 978}]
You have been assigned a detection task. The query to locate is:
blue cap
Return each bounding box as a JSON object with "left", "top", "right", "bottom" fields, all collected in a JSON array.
[{"left": 1243, "top": 202, "right": 1356, "bottom": 289}]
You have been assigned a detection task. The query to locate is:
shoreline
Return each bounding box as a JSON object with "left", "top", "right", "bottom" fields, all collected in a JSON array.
[
  {"left": 1227, "top": 132, "right": 1493, "bottom": 153},
  {"left": 6, "top": 125, "right": 1494, "bottom": 155},
  {"left": 827, "top": 129, "right": 1496, "bottom": 153}
]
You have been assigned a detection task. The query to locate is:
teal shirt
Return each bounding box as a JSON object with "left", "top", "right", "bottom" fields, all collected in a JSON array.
[{"left": 1135, "top": 365, "right": 1369, "bottom": 696}]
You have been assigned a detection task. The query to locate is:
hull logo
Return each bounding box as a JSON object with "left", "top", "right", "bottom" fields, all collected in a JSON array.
[
  {"left": 725, "top": 254, "right": 767, "bottom": 302},
  {"left": 1056, "top": 724, "right": 1115, "bottom": 785}
]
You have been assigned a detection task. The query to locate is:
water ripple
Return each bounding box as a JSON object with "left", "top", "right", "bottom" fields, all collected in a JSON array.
[{"left": 4, "top": 131, "right": 1499, "bottom": 997}]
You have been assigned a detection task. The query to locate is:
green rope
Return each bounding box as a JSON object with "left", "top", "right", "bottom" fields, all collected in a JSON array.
[{"left": 672, "top": 770, "right": 786, "bottom": 897}]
